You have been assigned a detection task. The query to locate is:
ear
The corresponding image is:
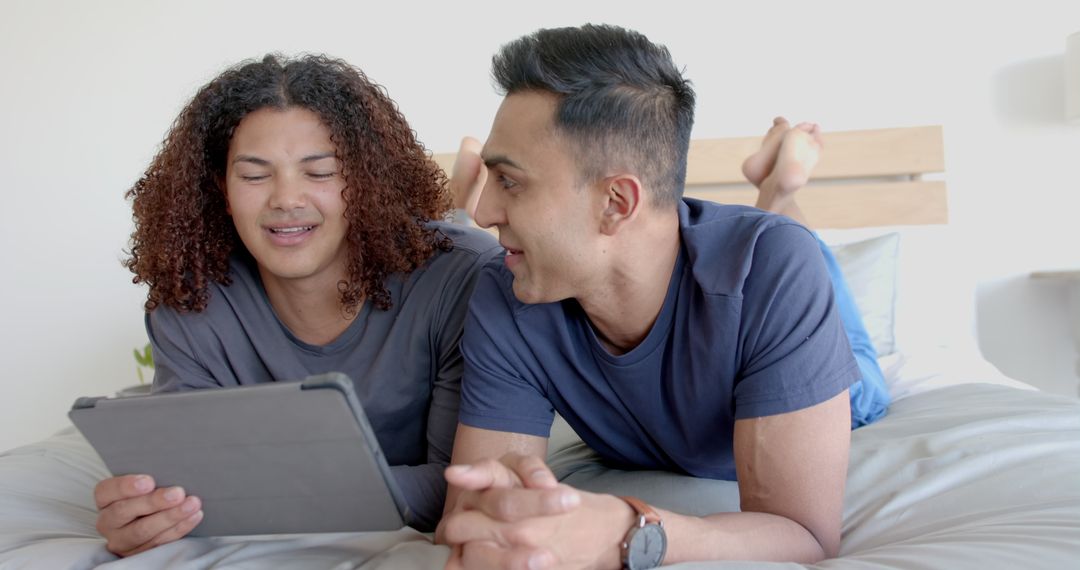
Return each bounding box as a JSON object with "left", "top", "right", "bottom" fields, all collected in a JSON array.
[{"left": 598, "top": 174, "right": 643, "bottom": 236}]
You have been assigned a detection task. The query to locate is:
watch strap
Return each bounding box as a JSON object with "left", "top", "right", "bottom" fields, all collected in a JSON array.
[
  {"left": 619, "top": 495, "right": 666, "bottom": 569},
  {"left": 620, "top": 495, "right": 662, "bottom": 526}
]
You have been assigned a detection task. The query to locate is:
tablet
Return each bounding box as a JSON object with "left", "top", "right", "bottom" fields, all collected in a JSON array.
[{"left": 69, "top": 372, "right": 411, "bottom": 536}]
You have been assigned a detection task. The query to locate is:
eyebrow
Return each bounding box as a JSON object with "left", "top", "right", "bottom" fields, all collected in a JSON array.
[
  {"left": 300, "top": 152, "right": 337, "bottom": 163},
  {"left": 231, "top": 152, "right": 337, "bottom": 166},
  {"left": 483, "top": 154, "right": 525, "bottom": 172},
  {"left": 232, "top": 155, "right": 269, "bottom": 166}
]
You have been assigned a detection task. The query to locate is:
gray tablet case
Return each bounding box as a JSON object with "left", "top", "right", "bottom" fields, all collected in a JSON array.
[{"left": 69, "top": 372, "right": 411, "bottom": 536}]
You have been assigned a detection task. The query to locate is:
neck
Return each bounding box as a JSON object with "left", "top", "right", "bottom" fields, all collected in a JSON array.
[
  {"left": 578, "top": 208, "right": 681, "bottom": 355},
  {"left": 259, "top": 265, "right": 357, "bottom": 346}
]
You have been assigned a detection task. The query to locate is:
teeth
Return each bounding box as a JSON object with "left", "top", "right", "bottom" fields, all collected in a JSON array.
[{"left": 271, "top": 226, "right": 313, "bottom": 234}]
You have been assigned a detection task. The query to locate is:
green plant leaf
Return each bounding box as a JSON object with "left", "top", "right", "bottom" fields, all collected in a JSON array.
[{"left": 133, "top": 343, "right": 154, "bottom": 367}]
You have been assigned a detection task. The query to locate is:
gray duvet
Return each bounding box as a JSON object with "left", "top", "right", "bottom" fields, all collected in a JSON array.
[{"left": 2, "top": 384, "right": 1078, "bottom": 569}]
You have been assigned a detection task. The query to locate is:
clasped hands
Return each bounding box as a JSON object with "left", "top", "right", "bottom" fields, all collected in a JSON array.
[{"left": 439, "top": 454, "right": 636, "bottom": 570}]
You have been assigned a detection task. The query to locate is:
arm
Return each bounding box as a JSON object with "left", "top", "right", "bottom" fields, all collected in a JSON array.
[
  {"left": 384, "top": 321, "right": 464, "bottom": 531},
  {"left": 389, "top": 242, "right": 506, "bottom": 531},
  {"left": 659, "top": 389, "right": 850, "bottom": 563},
  {"left": 441, "top": 261, "right": 567, "bottom": 522},
  {"left": 386, "top": 343, "right": 466, "bottom": 530},
  {"left": 438, "top": 391, "right": 850, "bottom": 568}
]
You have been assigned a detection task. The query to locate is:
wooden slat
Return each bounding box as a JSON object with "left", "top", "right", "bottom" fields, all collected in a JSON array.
[
  {"left": 685, "top": 126, "right": 945, "bottom": 185},
  {"left": 431, "top": 125, "right": 948, "bottom": 229},
  {"left": 435, "top": 126, "right": 944, "bottom": 185},
  {"left": 684, "top": 181, "right": 948, "bottom": 229},
  {"left": 683, "top": 136, "right": 764, "bottom": 185},
  {"left": 817, "top": 126, "right": 945, "bottom": 179},
  {"left": 431, "top": 152, "right": 457, "bottom": 177},
  {"left": 1030, "top": 270, "right": 1080, "bottom": 280}
]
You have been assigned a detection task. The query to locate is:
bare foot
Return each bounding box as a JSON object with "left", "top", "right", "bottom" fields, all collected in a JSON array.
[
  {"left": 449, "top": 136, "right": 486, "bottom": 218},
  {"left": 741, "top": 117, "right": 790, "bottom": 188},
  {"left": 755, "top": 122, "right": 823, "bottom": 215}
]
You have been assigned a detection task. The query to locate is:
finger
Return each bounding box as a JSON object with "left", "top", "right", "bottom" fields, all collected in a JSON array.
[
  {"left": 104, "top": 496, "right": 202, "bottom": 555},
  {"left": 461, "top": 485, "right": 580, "bottom": 522},
  {"left": 503, "top": 455, "right": 559, "bottom": 489},
  {"left": 443, "top": 510, "right": 564, "bottom": 555},
  {"left": 461, "top": 541, "right": 557, "bottom": 570},
  {"left": 443, "top": 544, "right": 465, "bottom": 570},
  {"left": 97, "top": 486, "right": 189, "bottom": 531},
  {"left": 440, "top": 509, "right": 510, "bottom": 546},
  {"left": 94, "top": 475, "right": 155, "bottom": 510},
  {"left": 123, "top": 508, "right": 204, "bottom": 557},
  {"left": 445, "top": 457, "right": 524, "bottom": 491}
]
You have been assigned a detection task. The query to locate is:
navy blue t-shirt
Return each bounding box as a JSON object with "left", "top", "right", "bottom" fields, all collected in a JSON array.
[{"left": 459, "top": 198, "right": 860, "bottom": 480}]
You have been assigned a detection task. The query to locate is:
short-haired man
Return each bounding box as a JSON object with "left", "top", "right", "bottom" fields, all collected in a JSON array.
[{"left": 438, "top": 25, "right": 887, "bottom": 568}]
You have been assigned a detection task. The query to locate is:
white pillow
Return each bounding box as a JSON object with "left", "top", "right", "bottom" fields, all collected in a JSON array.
[
  {"left": 818, "top": 225, "right": 981, "bottom": 356},
  {"left": 827, "top": 233, "right": 900, "bottom": 357}
]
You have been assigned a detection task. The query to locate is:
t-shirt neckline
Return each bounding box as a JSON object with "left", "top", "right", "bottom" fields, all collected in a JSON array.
[
  {"left": 582, "top": 242, "right": 686, "bottom": 367},
  {"left": 242, "top": 255, "right": 375, "bottom": 355}
]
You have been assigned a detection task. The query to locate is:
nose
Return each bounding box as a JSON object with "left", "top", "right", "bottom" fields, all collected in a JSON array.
[
  {"left": 267, "top": 173, "right": 307, "bottom": 211},
  {"left": 472, "top": 175, "right": 505, "bottom": 229}
]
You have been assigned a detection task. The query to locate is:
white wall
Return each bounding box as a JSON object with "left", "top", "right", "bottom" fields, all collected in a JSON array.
[{"left": 2, "top": 0, "right": 1078, "bottom": 451}]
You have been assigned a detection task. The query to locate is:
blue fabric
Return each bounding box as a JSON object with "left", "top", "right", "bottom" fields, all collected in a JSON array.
[
  {"left": 814, "top": 235, "right": 891, "bottom": 428},
  {"left": 459, "top": 199, "right": 861, "bottom": 480}
]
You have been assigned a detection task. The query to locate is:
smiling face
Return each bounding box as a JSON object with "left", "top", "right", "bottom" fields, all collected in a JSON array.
[
  {"left": 474, "top": 92, "right": 605, "bottom": 304},
  {"left": 225, "top": 106, "right": 349, "bottom": 293}
]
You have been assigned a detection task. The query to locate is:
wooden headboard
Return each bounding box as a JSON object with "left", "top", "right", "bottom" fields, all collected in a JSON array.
[{"left": 431, "top": 125, "right": 947, "bottom": 229}]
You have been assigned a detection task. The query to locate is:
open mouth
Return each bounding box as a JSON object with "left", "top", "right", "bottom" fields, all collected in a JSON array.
[
  {"left": 268, "top": 226, "right": 315, "bottom": 235},
  {"left": 503, "top": 246, "right": 524, "bottom": 269},
  {"left": 265, "top": 224, "right": 318, "bottom": 245}
]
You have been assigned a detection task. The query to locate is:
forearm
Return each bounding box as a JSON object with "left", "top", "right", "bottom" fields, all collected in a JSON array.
[
  {"left": 659, "top": 508, "right": 829, "bottom": 565},
  {"left": 389, "top": 463, "right": 447, "bottom": 532}
]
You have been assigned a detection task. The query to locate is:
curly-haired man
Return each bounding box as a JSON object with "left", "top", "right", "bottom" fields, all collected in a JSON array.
[{"left": 93, "top": 54, "right": 499, "bottom": 556}]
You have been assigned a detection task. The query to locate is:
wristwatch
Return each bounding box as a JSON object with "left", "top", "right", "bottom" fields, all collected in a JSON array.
[{"left": 619, "top": 496, "right": 667, "bottom": 569}]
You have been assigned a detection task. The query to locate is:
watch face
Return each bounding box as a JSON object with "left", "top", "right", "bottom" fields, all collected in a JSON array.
[{"left": 626, "top": 523, "right": 666, "bottom": 569}]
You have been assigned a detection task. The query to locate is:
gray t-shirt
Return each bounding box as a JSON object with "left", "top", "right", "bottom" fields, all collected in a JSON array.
[{"left": 147, "top": 222, "right": 500, "bottom": 530}]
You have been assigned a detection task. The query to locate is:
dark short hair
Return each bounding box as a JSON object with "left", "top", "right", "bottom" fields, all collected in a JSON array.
[
  {"left": 492, "top": 24, "right": 695, "bottom": 207},
  {"left": 125, "top": 54, "right": 451, "bottom": 314}
]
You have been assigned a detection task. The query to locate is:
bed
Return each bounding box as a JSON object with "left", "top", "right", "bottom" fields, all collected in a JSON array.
[{"left": 3, "top": 127, "right": 1078, "bottom": 569}]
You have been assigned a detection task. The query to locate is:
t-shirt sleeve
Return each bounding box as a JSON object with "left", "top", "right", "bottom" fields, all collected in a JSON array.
[
  {"left": 145, "top": 308, "right": 222, "bottom": 393},
  {"left": 733, "top": 223, "right": 860, "bottom": 419},
  {"left": 388, "top": 242, "right": 501, "bottom": 531},
  {"left": 458, "top": 266, "right": 555, "bottom": 437},
  {"left": 424, "top": 244, "right": 503, "bottom": 465}
]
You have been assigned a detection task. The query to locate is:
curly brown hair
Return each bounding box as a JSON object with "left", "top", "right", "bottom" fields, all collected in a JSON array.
[{"left": 125, "top": 54, "right": 452, "bottom": 314}]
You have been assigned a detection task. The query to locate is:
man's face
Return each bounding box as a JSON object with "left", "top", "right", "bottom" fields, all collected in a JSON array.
[
  {"left": 225, "top": 107, "right": 349, "bottom": 291},
  {"left": 475, "top": 92, "right": 603, "bottom": 304}
]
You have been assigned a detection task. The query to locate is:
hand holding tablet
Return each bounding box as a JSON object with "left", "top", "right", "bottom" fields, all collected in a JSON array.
[{"left": 70, "top": 373, "right": 410, "bottom": 538}]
